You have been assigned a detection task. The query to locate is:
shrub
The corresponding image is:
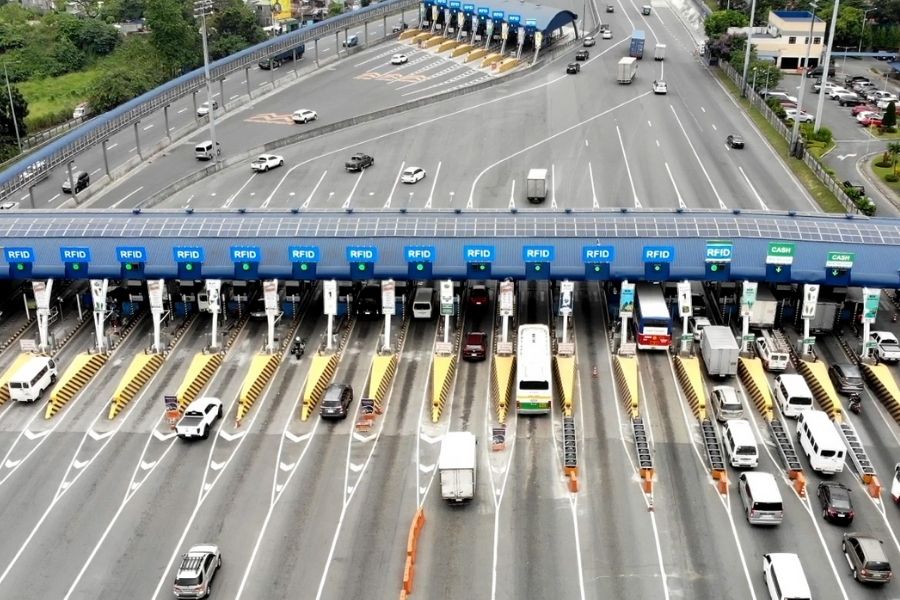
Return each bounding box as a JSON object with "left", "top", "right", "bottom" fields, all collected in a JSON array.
[
  {"left": 856, "top": 197, "right": 877, "bottom": 216},
  {"left": 886, "top": 173, "right": 899, "bottom": 183},
  {"left": 876, "top": 159, "right": 893, "bottom": 168}
]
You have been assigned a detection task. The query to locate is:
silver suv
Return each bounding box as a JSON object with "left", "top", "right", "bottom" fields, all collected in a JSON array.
[
  {"left": 843, "top": 533, "right": 892, "bottom": 584},
  {"left": 173, "top": 544, "right": 221, "bottom": 598}
]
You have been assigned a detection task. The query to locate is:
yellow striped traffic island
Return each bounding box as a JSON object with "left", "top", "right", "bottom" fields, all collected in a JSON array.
[
  {"left": 108, "top": 352, "right": 165, "bottom": 419},
  {"left": 673, "top": 355, "right": 707, "bottom": 420},
  {"left": 45, "top": 352, "right": 109, "bottom": 419},
  {"left": 738, "top": 357, "right": 773, "bottom": 421}
]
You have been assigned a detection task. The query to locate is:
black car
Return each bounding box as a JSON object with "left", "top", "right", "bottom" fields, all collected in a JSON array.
[
  {"left": 345, "top": 153, "right": 374, "bottom": 171},
  {"left": 828, "top": 362, "right": 864, "bottom": 394},
  {"left": 726, "top": 134, "right": 744, "bottom": 149},
  {"left": 575, "top": 50, "right": 589, "bottom": 61},
  {"left": 355, "top": 284, "right": 381, "bottom": 319},
  {"left": 845, "top": 75, "right": 870, "bottom": 86},
  {"left": 320, "top": 383, "right": 353, "bottom": 419},
  {"left": 566, "top": 63, "right": 580, "bottom": 74},
  {"left": 61, "top": 170, "right": 90, "bottom": 194},
  {"left": 818, "top": 482, "right": 854, "bottom": 524},
  {"left": 606, "top": 4, "right": 614, "bottom": 11},
  {"left": 842, "top": 180, "right": 865, "bottom": 196},
  {"left": 392, "top": 21, "right": 409, "bottom": 33}
]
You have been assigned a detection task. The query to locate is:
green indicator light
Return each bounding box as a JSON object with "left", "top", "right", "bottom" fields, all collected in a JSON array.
[
  {"left": 125, "top": 263, "right": 134, "bottom": 271},
  {"left": 242, "top": 262, "right": 251, "bottom": 271},
  {"left": 710, "top": 264, "right": 719, "bottom": 272},
  {"left": 654, "top": 264, "right": 661, "bottom": 271},
  {"left": 72, "top": 263, "right": 80, "bottom": 270},
  {"left": 185, "top": 263, "right": 194, "bottom": 271},
  {"left": 416, "top": 263, "right": 424, "bottom": 271},
  {"left": 300, "top": 263, "right": 309, "bottom": 271},
  {"left": 16, "top": 263, "right": 24, "bottom": 271},
  {"left": 358, "top": 263, "right": 366, "bottom": 271},
  {"left": 594, "top": 265, "right": 601, "bottom": 272},
  {"left": 534, "top": 264, "right": 542, "bottom": 271},
  {"left": 479, "top": 264, "right": 486, "bottom": 271}
]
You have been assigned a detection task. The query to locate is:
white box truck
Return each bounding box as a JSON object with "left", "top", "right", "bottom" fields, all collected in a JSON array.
[
  {"left": 617, "top": 57, "right": 637, "bottom": 83},
  {"left": 439, "top": 431, "right": 477, "bottom": 503},
  {"left": 748, "top": 285, "right": 778, "bottom": 329},
  {"left": 526, "top": 169, "right": 548, "bottom": 203},
  {"left": 654, "top": 44, "right": 666, "bottom": 60},
  {"left": 700, "top": 326, "right": 740, "bottom": 378}
]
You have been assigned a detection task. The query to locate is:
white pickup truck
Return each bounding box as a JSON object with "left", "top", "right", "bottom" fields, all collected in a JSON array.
[
  {"left": 175, "top": 397, "right": 223, "bottom": 440},
  {"left": 871, "top": 331, "right": 900, "bottom": 363}
]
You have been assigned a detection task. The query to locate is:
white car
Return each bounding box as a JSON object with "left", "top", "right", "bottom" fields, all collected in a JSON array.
[
  {"left": 196, "top": 100, "right": 218, "bottom": 117},
  {"left": 871, "top": 330, "right": 900, "bottom": 362},
  {"left": 175, "top": 397, "right": 223, "bottom": 440},
  {"left": 762, "top": 91, "right": 798, "bottom": 104},
  {"left": 250, "top": 154, "right": 285, "bottom": 172},
  {"left": 857, "top": 110, "right": 881, "bottom": 123},
  {"left": 391, "top": 53, "right": 408, "bottom": 65},
  {"left": 866, "top": 89, "right": 896, "bottom": 102},
  {"left": 292, "top": 109, "right": 318, "bottom": 124},
  {"left": 876, "top": 97, "right": 899, "bottom": 109},
  {"left": 583, "top": 35, "right": 595, "bottom": 46},
  {"left": 173, "top": 544, "right": 221, "bottom": 598},
  {"left": 784, "top": 108, "right": 813, "bottom": 123},
  {"left": 827, "top": 87, "right": 850, "bottom": 99},
  {"left": 652, "top": 80, "right": 667, "bottom": 94},
  {"left": 0, "top": 202, "right": 19, "bottom": 210},
  {"left": 401, "top": 166, "right": 426, "bottom": 183},
  {"left": 601, "top": 29, "right": 612, "bottom": 39}
]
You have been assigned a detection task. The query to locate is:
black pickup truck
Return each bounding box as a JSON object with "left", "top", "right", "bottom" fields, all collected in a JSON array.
[
  {"left": 345, "top": 153, "right": 374, "bottom": 172},
  {"left": 842, "top": 180, "right": 865, "bottom": 197}
]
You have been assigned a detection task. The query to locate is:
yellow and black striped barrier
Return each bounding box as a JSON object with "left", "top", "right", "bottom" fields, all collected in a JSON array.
[
  {"left": 613, "top": 355, "right": 639, "bottom": 419},
  {"left": 674, "top": 355, "right": 707, "bottom": 420},
  {"left": 236, "top": 352, "right": 282, "bottom": 422},
  {"left": 861, "top": 362, "right": 900, "bottom": 423},
  {"left": 301, "top": 353, "right": 339, "bottom": 421},
  {"left": 492, "top": 355, "right": 515, "bottom": 423},
  {"left": 738, "top": 357, "right": 773, "bottom": 421},
  {"left": 370, "top": 354, "right": 399, "bottom": 414},
  {"left": 108, "top": 352, "right": 165, "bottom": 419},
  {"left": 796, "top": 359, "right": 843, "bottom": 421},
  {"left": 45, "top": 352, "right": 109, "bottom": 419},
  {"left": 175, "top": 352, "right": 224, "bottom": 411},
  {"left": 554, "top": 355, "right": 576, "bottom": 417},
  {"left": 431, "top": 354, "right": 456, "bottom": 422}
]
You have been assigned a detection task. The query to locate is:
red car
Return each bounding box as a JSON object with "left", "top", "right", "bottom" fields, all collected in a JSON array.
[
  {"left": 462, "top": 332, "right": 487, "bottom": 361},
  {"left": 861, "top": 115, "right": 883, "bottom": 127},
  {"left": 468, "top": 285, "right": 489, "bottom": 310},
  {"left": 852, "top": 104, "right": 878, "bottom": 116}
]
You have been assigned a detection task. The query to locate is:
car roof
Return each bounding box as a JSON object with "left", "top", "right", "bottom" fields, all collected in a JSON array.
[{"left": 853, "top": 535, "right": 888, "bottom": 558}]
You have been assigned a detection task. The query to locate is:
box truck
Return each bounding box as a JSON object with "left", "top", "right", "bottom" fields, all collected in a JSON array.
[
  {"left": 439, "top": 432, "right": 477, "bottom": 503},
  {"left": 617, "top": 57, "right": 637, "bottom": 84},
  {"left": 526, "top": 169, "right": 548, "bottom": 203},
  {"left": 700, "top": 326, "right": 740, "bottom": 378},
  {"left": 748, "top": 285, "right": 778, "bottom": 329},
  {"left": 654, "top": 43, "right": 666, "bottom": 60},
  {"left": 630, "top": 30, "right": 645, "bottom": 58}
]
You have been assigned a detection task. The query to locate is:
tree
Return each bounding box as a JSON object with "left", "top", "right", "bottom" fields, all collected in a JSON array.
[
  {"left": 146, "top": 0, "right": 200, "bottom": 75},
  {"left": 705, "top": 10, "right": 749, "bottom": 38},
  {"left": 887, "top": 141, "right": 900, "bottom": 172},
  {"left": 884, "top": 101, "right": 898, "bottom": 131},
  {"left": 0, "top": 84, "right": 28, "bottom": 161},
  {"left": 750, "top": 59, "right": 781, "bottom": 91},
  {"left": 210, "top": 0, "right": 265, "bottom": 47},
  {"left": 328, "top": 2, "right": 343, "bottom": 17},
  {"left": 101, "top": 0, "right": 146, "bottom": 22}
]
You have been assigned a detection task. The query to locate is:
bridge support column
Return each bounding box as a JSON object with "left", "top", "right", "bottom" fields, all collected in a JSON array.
[
  {"left": 293, "top": 48, "right": 298, "bottom": 75},
  {"left": 314, "top": 38, "right": 320, "bottom": 67},
  {"left": 269, "top": 62, "right": 276, "bottom": 86},
  {"left": 206, "top": 279, "right": 221, "bottom": 351},
  {"left": 218, "top": 79, "right": 225, "bottom": 108},
  {"left": 101, "top": 139, "right": 111, "bottom": 178},
  {"left": 133, "top": 121, "right": 143, "bottom": 160},
  {"left": 384, "top": 15, "right": 387, "bottom": 35},
  {"left": 66, "top": 161, "right": 79, "bottom": 205},
  {"left": 28, "top": 185, "right": 35, "bottom": 209},
  {"left": 191, "top": 92, "right": 198, "bottom": 117},
  {"left": 33, "top": 279, "right": 53, "bottom": 353},
  {"left": 364, "top": 22, "right": 368, "bottom": 46},
  {"left": 245, "top": 66, "right": 252, "bottom": 99},
  {"left": 163, "top": 106, "right": 171, "bottom": 143}
]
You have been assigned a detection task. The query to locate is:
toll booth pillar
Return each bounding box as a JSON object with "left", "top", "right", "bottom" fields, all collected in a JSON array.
[
  {"left": 484, "top": 19, "right": 493, "bottom": 50},
  {"left": 740, "top": 281, "right": 757, "bottom": 353},
  {"left": 147, "top": 279, "right": 166, "bottom": 353},
  {"left": 532, "top": 31, "right": 543, "bottom": 65},
  {"left": 263, "top": 279, "right": 279, "bottom": 353},
  {"left": 800, "top": 284, "right": 819, "bottom": 356},
  {"left": 382, "top": 279, "right": 395, "bottom": 353},
  {"left": 860, "top": 287, "right": 881, "bottom": 360},
  {"left": 206, "top": 279, "right": 222, "bottom": 350},
  {"left": 90, "top": 279, "right": 108, "bottom": 352},
  {"left": 619, "top": 281, "right": 634, "bottom": 349},
  {"left": 499, "top": 280, "right": 513, "bottom": 344},
  {"left": 499, "top": 22, "right": 508, "bottom": 55},
  {"left": 33, "top": 279, "right": 54, "bottom": 353},
  {"left": 323, "top": 279, "right": 338, "bottom": 351},
  {"left": 560, "top": 280, "right": 574, "bottom": 345}
]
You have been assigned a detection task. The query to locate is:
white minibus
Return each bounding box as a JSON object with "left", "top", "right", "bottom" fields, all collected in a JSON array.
[
  {"left": 8, "top": 356, "right": 57, "bottom": 402},
  {"left": 723, "top": 419, "right": 759, "bottom": 469},
  {"left": 412, "top": 287, "right": 434, "bottom": 319},
  {"left": 797, "top": 410, "right": 846, "bottom": 474},
  {"left": 774, "top": 374, "right": 814, "bottom": 418}
]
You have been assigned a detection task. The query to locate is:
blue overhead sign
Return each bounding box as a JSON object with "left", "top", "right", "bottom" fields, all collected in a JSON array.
[
  {"left": 463, "top": 2, "right": 475, "bottom": 11},
  {"left": 525, "top": 18, "right": 537, "bottom": 27},
  {"left": 492, "top": 10, "right": 504, "bottom": 19},
  {"left": 523, "top": 245, "right": 555, "bottom": 262},
  {"left": 642, "top": 246, "right": 675, "bottom": 263},
  {"left": 705, "top": 240, "right": 733, "bottom": 262},
  {"left": 116, "top": 246, "right": 146, "bottom": 262},
  {"left": 173, "top": 246, "right": 205, "bottom": 263},
  {"left": 230, "top": 246, "right": 261, "bottom": 262},
  {"left": 449, "top": 1, "right": 461, "bottom": 8},
  {"left": 477, "top": 6, "right": 489, "bottom": 16},
  {"left": 464, "top": 245, "right": 495, "bottom": 262},
  {"left": 59, "top": 247, "right": 91, "bottom": 263},
  {"left": 404, "top": 245, "right": 436, "bottom": 262},
  {"left": 346, "top": 246, "right": 378, "bottom": 262},
  {"left": 289, "top": 246, "right": 320, "bottom": 263},
  {"left": 4, "top": 247, "right": 34, "bottom": 263},
  {"left": 582, "top": 245, "right": 615, "bottom": 263},
  {"left": 508, "top": 14, "right": 521, "bottom": 24}
]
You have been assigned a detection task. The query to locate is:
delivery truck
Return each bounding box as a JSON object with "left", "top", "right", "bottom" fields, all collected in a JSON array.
[
  {"left": 630, "top": 30, "right": 645, "bottom": 58},
  {"left": 654, "top": 43, "right": 666, "bottom": 60},
  {"left": 526, "top": 168, "right": 548, "bottom": 203},
  {"left": 439, "top": 431, "right": 477, "bottom": 503},
  {"left": 617, "top": 57, "right": 637, "bottom": 84},
  {"left": 748, "top": 284, "right": 778, "bottom": 329},
  {"left": 700, "top": 325, "right": 740, "bottom": 378}
]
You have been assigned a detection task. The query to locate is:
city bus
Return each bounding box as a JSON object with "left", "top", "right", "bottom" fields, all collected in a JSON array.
[
  {"left": 516, "top": 324, "right": 553, "bottom": 414},
  {"left": 634, "top": 283, "right": 673, "bottom": 350}
]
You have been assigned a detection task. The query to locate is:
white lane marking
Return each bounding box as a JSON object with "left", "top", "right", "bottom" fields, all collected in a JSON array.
[
  {"left": 129, "top": 147, "right": 136, "bottom": 153},
  {"left": 300, "top": 170, "right": 327, "bottom": 210},
  {"left": 230, "top": 94, "right": 239, "bottom": 100},
  {"left": 425, "top": 160, "right": 441, "bottom": 209},
  {"left": 507, "top": 179, "right": 515, "bottom": 210},
  {"left": 738, "top": 166, "right": 769, "bottom": 210},
  {"left": 108, "top": 186, "right": 145, "bottom": 209},
  {"left": 383, "top": 160, "right": 406, "bottom": 209},
  {"left": 322, "top": 47, "right": 331, "bottom": 53},
  {"left": 668, "top": 105, "right": 728, "bottom": 209},
  {"left": 588, "top": 162, "right": 599, "bottom": 209},
  {"left": 107, "top": 143, "right": 118, "bottom": 150},
  {"left": 615, "top": 125, "right": 641, "bottom": 208},
  {"left": 711, "top": 123, "right": 717, "bottom": 131},
  {"left": 142, "top": 124, "right": 154, "bottom": 131},
  {"left": 467, "top": 93, "right": 649, "bottom": 208},
  {"left": 223, "top": 173, "right": 256, "bottom": 208},
  {"left": 48, "top": 193, "right": 60, "bottom": 203},
  {"left": 19, "top": 195, "right": 27, "bottom": 202},
  {"left": 664, "top": 163, "right": 687, "bottom": 209},
  {"left": 240, "top": 80, "right": 246, "bottom": 85},
  {"left": 90, "top": 169, "right": 101, "bottom": 176},
  {"left": 342, "top": 170, "right": 365, "bottom": 209},
  {"left": 177, "top": 108, "right": 187, "bottom": 114},
  {"left": 550, "top": 163, "right": 557, "bottom": 210}
]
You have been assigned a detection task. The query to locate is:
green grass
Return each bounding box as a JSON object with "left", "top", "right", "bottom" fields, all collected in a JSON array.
[
  {"left": 805, "top": 139, "right": 836, "bottom": 159},
  {"left": 867, "top": 127, "right": 900, "bottom": 140},
  {"left": 17, "top": 69, "right": 101, "bottom": 130},
  {"left": 872, "top": 161, "right": 900, "bottom": 194},
  {"left": 716, "top": 70, "right": 846, "bottom": 213}
]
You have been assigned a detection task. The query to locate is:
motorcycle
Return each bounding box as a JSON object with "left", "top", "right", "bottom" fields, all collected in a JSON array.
[
  {"left": 292, "top": 337, "right": 306, "bottom": 359},
  {"left": 848, "top": 393, "right": 862, "bottom": 415}
]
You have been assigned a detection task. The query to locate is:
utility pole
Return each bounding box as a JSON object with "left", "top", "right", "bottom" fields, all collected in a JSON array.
[
  {"left": 740, "top": 0, "right": 758, "bottom": 97},
  {"left": 3, "top": 63, "right": 21, "bottom": 153},
  {"left": 814, "top": 0, "right": 840, "bottom": 132},
  {"left": 194, "top": 0, "right": 220, "bottom": 166},
  {"left": 790, "top": 2, "right": 819, "bottom": 158}
]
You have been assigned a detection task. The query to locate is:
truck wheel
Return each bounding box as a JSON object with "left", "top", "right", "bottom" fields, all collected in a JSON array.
[{"left": 202, "top": 426, "right": 209, "bottom": 440}]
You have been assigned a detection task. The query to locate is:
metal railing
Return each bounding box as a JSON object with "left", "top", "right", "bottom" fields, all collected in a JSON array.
[{"left": 0, "top": 0, "right": 417, "bottom": 200}]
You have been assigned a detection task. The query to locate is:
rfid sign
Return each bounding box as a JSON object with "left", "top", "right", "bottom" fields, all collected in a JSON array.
[
  {"left": 61, "top": 246, "right": 91, "bottom": 278},
  {"left": 705, "top": 240, "right": 732, "bottom": 281},
  {"left": 405, "top": 245, "right": 435, "bottom": 279},
  {"left": 289, "top": 245, "right": 319, "bottom": 279},
  {"left": 347, "top": 246, "right": 378, "bottom": 280},
  {"left": 5, "top": 247, "right": 34, "bottom": 278},
  {"left": 464, "top": 245, "right": 494, "bottom": 278},
  {"left": 582, "top": 245, "right": 615, "bottom": 280},
  {"left": 643, "top": 245, "right": 674, "bottom": 280},
  {"left": 173, "top": 246, "right": 204, "bottom": 278},
  {"left": 524, "top": 245, "right": 554, "bottom": 280},
  {"left": 231, "top": 246, "right": 261, "bottom": 279},
  {"left": 508, "top": 14, "right": 521, "bottom": 24},
  {"left": 477, "top": 6, "right": 489, "bottom": 16},
  {"left": 491, "top": 10, "right": 504, "bottom": 19},
  {"left": 117, "top": 246, "right": 147, "bottom": 277},
  {"left": 463, "top": 2, "right": 474, "bottom": 11}
]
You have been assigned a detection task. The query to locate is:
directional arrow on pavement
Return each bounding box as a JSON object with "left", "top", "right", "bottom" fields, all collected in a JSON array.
[{"left": 837, "top": 153, "right": 858, "bottom": 160}]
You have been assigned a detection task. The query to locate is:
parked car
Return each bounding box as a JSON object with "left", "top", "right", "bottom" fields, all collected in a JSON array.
[
  {"left": 250, "top": 154, "right": 285, "bottom": 172},
  {"left": 575, "top": 50, "right": 589, "bottom": 61},
  {"left": 61, "top": 170, "right": 90, "bottom": 194},
  {"left": 173, "top": 544, "right": 221, "bottom": 599},
  {"left": 292, "top": 108, "right": 318, "bottom": 123},
  {"left": 865, "top": 90, "right": 896, "bottom": 102},
  {"left": 844, "top": 75, "right": 869, "bottom": 86},
  {"left": 828, "top": 87, "right": 851, "bottom": 99},
  {"left": 400, "top": 166, "right": 426, "bottom": 184},
  {"left": 842, "top": 532, "right": 893, "bottom": 584},
  {"left": 345, "top": 153, "right": 374, "bottom": 171},
  {"left": 175, "top": 397, "right": 223, "bottom": 440},
  {"left": 784, "top": 108, "right": 813, "bottom": 123},
  {"left": 462, "top": 331, "right": 487, "bottom": 361},
  {"left": 583, "top": 35, "right": 595, "bottom": 47},
  {"left": 726, "top": 134, "right": 744, "bottom": 149},
  {"left": 761, "top": 91, "right": 797, "bottom": 103},
  {"left": 391, "top": 53, "right": 408, "bottom": 65},
  {"left": 876, "top": 97, "right": 899, "bottom": 110},
  {"left": 853, "top": 81, "right": 877, "bottom": 93},
  {"left": 818, "top": 482, "right": 854, "bottom": 524},
  {"left": 652, "top": 80, "right": 668, "bottom": 94},
  {"left": 852, "top": 103, "right": 879, "bottom": 116},
  {"left": 860, "top": 114, "right": 884, "bottom": 127},
  {"left": 813, "top": 80, "right": 844, "bottom": 95},
  {"left": 875, "top": 52, "right": 897, "bottom": 61},
  {"left": 857, "top": 110, "right": 881, "bottom": 123},
  {"left": 566, "top": 62, "right": 581, "bottom": 74},
  {"left": 835, "top": 92, "right": 863, "bottom": 106}
]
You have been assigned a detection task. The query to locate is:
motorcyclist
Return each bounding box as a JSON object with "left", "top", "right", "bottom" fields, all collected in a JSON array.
[
  {"left": 848, "top": 392, "right": 861, "bottom": 413},
  {"left": 292, "top": 336, "right": 305, "bottom": 358}
]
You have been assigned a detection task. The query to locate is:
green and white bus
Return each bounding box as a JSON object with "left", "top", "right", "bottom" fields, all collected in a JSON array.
[{"left": 516, "top": 324, "right": 552, "bottom": 414}]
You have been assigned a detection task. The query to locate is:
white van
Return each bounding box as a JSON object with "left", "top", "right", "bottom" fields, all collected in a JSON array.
[
  {"left": 438, "top": 431, "right": 477, "bottom": 503},
  {"left": 763, "top": 553, "right": 812, "bottom": 600},
  {"left": 892, "top": 463, "right": 900, "bottom": 504},
  {"left": 797, "top": 410, "right": 846, "bottom": 474},
  {"left": 774, "top": 374, "right": 814, "bottom": 418},
  {"left": 194, "top": 140, "right": 220, "bottom": 160},
  {"left": 755, "top": 330, "right": 790, "bottom": 372},
  {"left": 8, "top": 356, "right": 58, "bottom": 402},
  {"left": 723, "top": 419, "right": 759, "bottom": 468},
  {"left": 412, "top": 287, "right": 434, "bottom": 319},
  {"left": 738, "top": 472, "right": 784, "bottom": 525}
]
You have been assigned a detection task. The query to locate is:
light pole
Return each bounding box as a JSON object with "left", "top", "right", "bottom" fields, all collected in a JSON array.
[
  {"left": 859, "top": 8, "right": 876, "bottom": 53},
  {"left": 2, "top": 62, "right": 21, "bottom": 153},
  {"left": 741, "top": 0, "right": 759, "bottom": 97},
  {"left": 814, "top": 0, "right": 840, "bottom": 132},
  {"left": 838, "top": 45, "right": 853, "bottom": 74},
  {"left": 751, "top": 66, "right": 758, "bottom": 93},
  {"left": 791, "top": 1, "right": 819, "bottom": 157},
  {"left": 194, "top": 0, "right": 220, "bottom": 166}
]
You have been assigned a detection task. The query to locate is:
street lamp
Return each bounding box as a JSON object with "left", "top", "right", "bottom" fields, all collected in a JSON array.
[
  {"left": 814, "top": 0, "right": 840, "bottom": 133},
  {"left": 741, "top": 0, "right": 759, "bottom": 97},
  {"left": 859, "top": 7, "right": 876, "bottom": 53},
  {"left": 194, "top": 0, "right": 220, "bottom": 166},
  {"left": 2, "top": 62, "right": 21, "bottom": 153},
  {"left": 751, "top": 66, "right": 758, "bottom": 93},
  {"left": 790, "top": 1, "right": 819, "bottom": 158},
  {"left": 838, "top": 45, "right": 853, "bottom": 74}
]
